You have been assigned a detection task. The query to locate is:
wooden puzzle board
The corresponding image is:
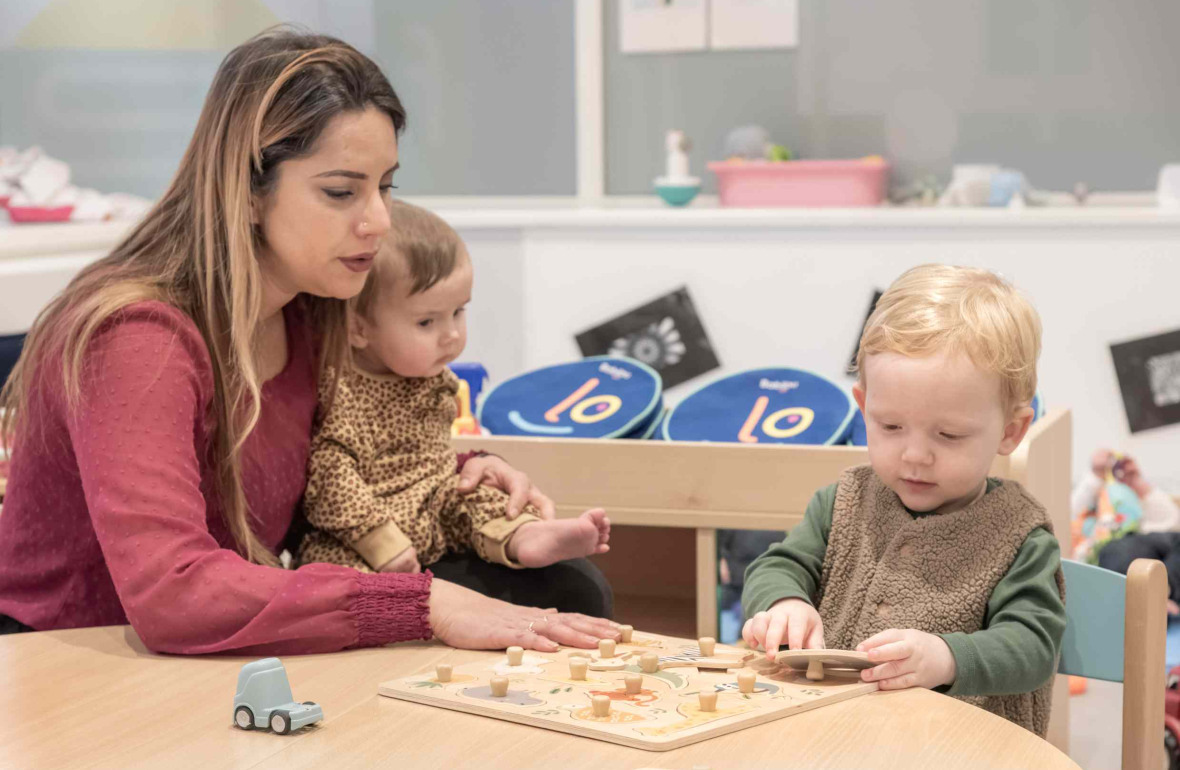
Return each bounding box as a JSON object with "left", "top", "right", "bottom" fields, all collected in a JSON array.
[{"left": 378, "top": 631, "right": 877, "bottom": 751}]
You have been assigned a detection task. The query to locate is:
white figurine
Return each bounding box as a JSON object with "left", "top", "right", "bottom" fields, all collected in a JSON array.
[
  {"left": 665, "top": 130, "right": 692, "bottom": 182},
  {"left": 653, "top": 129, "right": 701, "bottom": 206}
]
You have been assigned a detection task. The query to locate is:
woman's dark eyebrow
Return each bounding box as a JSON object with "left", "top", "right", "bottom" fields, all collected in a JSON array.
[{"left": 314, "top": 163, "right": 399, "bottom": 180}]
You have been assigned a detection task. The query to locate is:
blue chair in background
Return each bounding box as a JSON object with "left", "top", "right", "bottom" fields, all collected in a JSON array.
[{"left": 1059, "top": 558, "right": 1167, "bottom": 770}]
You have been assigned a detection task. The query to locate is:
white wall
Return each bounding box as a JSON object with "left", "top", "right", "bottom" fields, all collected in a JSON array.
[{"left": 6, "top": 207, "right": 1180, "bottom": 489}]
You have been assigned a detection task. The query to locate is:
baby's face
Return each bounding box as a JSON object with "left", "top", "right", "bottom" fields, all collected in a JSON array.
[
  {"left": 854, "top": 350, "right": 1032, "bottom": 514},
  {"left": 353, "top": 247, "right": 472, "bottom": 378}
]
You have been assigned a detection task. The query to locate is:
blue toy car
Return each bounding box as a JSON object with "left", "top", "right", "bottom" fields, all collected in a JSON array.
[{"left": 232, "top": 658, "right": 323, "bottom": 735}]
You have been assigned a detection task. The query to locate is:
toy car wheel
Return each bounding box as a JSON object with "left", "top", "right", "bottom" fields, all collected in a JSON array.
[
  {"left": 1166, "top": 727, "right": 1180, "bottom": 770},
  {"left": 234, "top": 706, "right": 255, "bottom": 730},
  {"left": 302, "top": 701, "right": 315, "bottom": 706},
  {"left": 269, "top": 711, "right": 291, "bottom": 735}
]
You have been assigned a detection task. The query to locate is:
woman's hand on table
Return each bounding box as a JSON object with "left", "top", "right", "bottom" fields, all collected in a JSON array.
[
  {"left": 457, "top": 454, "right": 557, "bottom": 520},
  {"left": 428, "top": 579, "right": 619, "bottom": 652}
]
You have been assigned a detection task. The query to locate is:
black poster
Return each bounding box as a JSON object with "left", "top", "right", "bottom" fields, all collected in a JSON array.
[
  {"left": 574, "top": 287, "right": 719, "bottom": 389},
  {"left": 1110, "top": 328, "right": 1180, "bottom": 433}
]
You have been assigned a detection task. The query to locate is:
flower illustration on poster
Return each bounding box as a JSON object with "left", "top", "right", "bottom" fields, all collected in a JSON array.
[
  {"left": 609, "top": 317, "right": 687, "bottom": 369},
  {"left": 576, "top": 287, "right": 719, "bottom": 389}
]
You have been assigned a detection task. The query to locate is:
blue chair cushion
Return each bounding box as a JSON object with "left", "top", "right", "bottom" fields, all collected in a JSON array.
[
  {"left": 1058, "top": 559, "right": 1125, "bottom": 682},
  {"left": 477, "top": 356, "right": 663, "bottom": 439},
  {"left": 661, "top": 368, "right": 853, "bottom": 445}
]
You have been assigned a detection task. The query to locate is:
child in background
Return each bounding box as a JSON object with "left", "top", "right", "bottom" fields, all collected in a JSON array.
[
  {"left": 741, "top": 264, "right": 1065, "bottom": 736},
  {"left": 299, "top": 201, "right": 610, "bottom": 574},
  {"left": 1074, "top": 449, "right": 1180, "bottom": 613}
]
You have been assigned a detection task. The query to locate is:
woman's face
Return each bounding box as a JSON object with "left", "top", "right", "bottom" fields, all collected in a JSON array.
[{"left": 255, "top": 106, "right": 399, "bottom": 307}]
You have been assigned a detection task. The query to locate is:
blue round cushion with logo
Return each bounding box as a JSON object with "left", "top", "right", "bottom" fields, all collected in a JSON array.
[
  {"left": 1031, "top": 391, "right": 1044, "bottom": 423},
  {"left": 848, "top": 408, "right": 867, "bottom": 446},
  {"left": 661, "top": 368, "right": 854, "bottom": 445},
  {"left": 478, "top": 356, "right": 663, "bottom": 439},
  {"left": 622, "top": 398, "right": 666, "bottom": 439}
]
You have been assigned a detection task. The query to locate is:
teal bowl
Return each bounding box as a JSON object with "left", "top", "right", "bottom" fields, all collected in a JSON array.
[{"left": 655, "top": 183, "right": 701, "bottom": 207}]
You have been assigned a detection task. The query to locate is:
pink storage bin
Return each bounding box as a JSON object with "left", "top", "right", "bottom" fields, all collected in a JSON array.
[
  {"left": 707, "top": 159, "right": 890, "bottom": 207},
  {"left": 6, "top": 204, "right": 73, "bottom": 223}
]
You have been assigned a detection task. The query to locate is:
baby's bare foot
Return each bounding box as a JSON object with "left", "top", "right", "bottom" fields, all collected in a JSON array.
[{"left": 507, "top": 509, "right": 610, "bottom": 568}]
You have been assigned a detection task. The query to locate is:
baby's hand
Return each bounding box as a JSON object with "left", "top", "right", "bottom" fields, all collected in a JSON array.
[
  {"left": 741, "top": 598, "right": 824, "bottom": 660},
  {"left": 856, "top": 629, "right": 956, "bottom": 690},
  {"left": 379, "top": 546, "right": 421, "bottom": 574}
]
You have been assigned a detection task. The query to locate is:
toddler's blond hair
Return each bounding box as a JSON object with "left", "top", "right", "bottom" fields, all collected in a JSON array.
[{"left": 855, "top": 264, "right": 1041, "bottom": 413}]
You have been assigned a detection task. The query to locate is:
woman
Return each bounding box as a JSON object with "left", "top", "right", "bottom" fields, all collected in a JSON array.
[{"left": 0, "top": 28, "right": 614, "bottom": 654}]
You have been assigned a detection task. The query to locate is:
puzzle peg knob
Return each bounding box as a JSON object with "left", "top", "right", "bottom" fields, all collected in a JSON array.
[
  {"left": 738, "top": 671, "right": 756, "bottom": 693},
  {"left": 490, "top": 676, "right": 509, "bottom": 697},
  {"left": 807, "top": 660, "right": 825, "bottom": 681},
  {"left": 640, "top": 652, "right": 660, "bottom": 673},
  {"left": 598, "top": 638, "right": 616, "bottom": 659},
  {"left": 569, "top": 658, "right": 588, "bottom": 680},
  {"left": 435, "top": 663, "right": 452, "bottom": 682},
  {"left": 619, "top": 625, "right": 634, "bottom": 643},
  {"left": 625, "top": 673, "right": 642, "bottom": 694},
  {"left": 592, "top": 694, "right": 611, "bottom": 718},
  {"left": 698, "top": 690, "right": 718, "bottom": 712},
  {"left": 698, "top": 637, "right": 716, "bottom": 657},
  {"left": 506, "top": 646, "right": 524, "bottom": 666}
]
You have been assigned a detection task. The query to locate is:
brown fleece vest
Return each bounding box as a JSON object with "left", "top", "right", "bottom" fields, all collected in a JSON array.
[{"left": 817, "top": 465, "right": 1064, "bottom": 736}]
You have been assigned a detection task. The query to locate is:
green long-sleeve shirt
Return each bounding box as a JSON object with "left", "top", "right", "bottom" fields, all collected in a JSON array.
[{"left": 742, "top": 481, "right": 1066, "bottom": 697}]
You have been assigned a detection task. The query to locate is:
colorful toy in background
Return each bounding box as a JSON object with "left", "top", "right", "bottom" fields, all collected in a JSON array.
[
  {"left": 0, "top": 146, "right": 151, "bottom": 223},
  {"left": 451, "top": 379, "right": 481, "bottom": 437},
  {"left": 720, "top": 125, "right": 784, "bottom": 162},
  {"left": 710, "top": 124, "right": 888, "bottom": 208},
  {"left": 937, "top": 164, "right": 1044, "bottom": 209},
  {"left": 1071, "top": 452, "right": 1143, "bottom": 563},
  {"left": 653, "top": 129, "right": 701, "bottom": 207},
  {"left": 232, "top": 658, "right": 322, "bottom": 735},
  {"left": 448, "top": 362, "right": 489, "bottom": 437},
  {"left": 662, "top": 367, "right": 853, "bottom": 445},
  {"left": 478, "top": 356, "right": 664, "bottom": 440}
]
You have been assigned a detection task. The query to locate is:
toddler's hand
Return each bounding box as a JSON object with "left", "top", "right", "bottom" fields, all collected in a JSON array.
[
  {"left": 857, "top": 629, "right": 956, "bottom": 690},
  {"left": 741, "top": 598, "right": 824, "bottom": 660},
  {"left": 379, "top": 546, "right": 421, "bottom": 574}
]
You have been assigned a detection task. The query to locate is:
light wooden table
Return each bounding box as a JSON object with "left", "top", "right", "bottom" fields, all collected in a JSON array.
[{"left": 0, "top": 626, "right": 1080, "bottom": 769}]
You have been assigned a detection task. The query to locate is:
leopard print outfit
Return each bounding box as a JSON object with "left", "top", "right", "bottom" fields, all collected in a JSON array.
[{"left": 299, "top": 366, "right": 537, "bottom": 573}]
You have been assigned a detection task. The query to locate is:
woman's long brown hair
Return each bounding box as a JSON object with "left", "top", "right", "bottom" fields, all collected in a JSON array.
[{"left": 0, "top": 28, "right": 405, "bottom": 565}]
